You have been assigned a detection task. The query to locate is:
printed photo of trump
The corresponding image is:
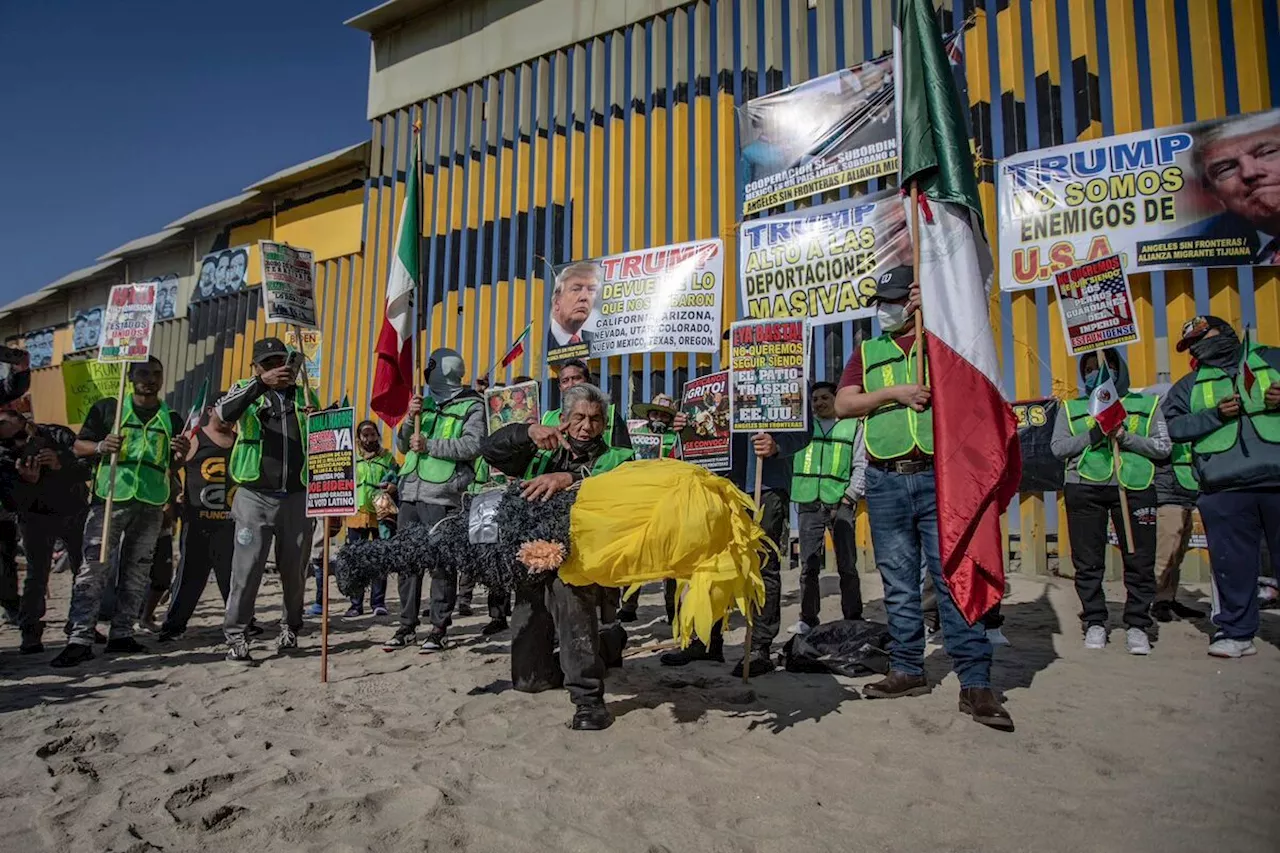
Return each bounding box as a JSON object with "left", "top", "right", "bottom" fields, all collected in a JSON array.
[{"left": 546, "top": 260, "right": 602, "bottom": 363}]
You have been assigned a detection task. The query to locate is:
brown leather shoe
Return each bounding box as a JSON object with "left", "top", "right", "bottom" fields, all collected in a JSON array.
[
  {"left": 959, "top": 687, "right": 1014, "bottom": 731},
  {"left": 863, "top": 671, "right": 931, "bottom": 699}
]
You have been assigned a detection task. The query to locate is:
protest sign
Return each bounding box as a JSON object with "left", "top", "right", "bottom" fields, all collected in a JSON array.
[
  {"left": 739, "top": 190, "right": 910, "bottom": 326},
  {"left": 729, "top": 319, "right": 808, "bottom": 433},
  {"left": 285, "top": 328, "right": 323, "bottom": 396},
  {"left": 61, "top": 360, "right": 123, "bottom": 424},
  {"left": 484, "top": 380, "right": 540, "bottom": 433},
  {"left": 738, "top": 53, "right": 896, "bottom": 216},
  {"left": 631, "top": 433, "right": 664, "bottom": 460},
  {"left": 546, "top": 240, "right": 724, "bottom": 363},
  {"left": 1012, "top": 397, "right": 1064, "bottom": 492},
  {"left": 194, "top": 247, "right": 250, "bottom": 302},
  {"left": 260, "top": 240, "right": 318, "bottom": 328},
  {"left": 99, "top": 284, "right": 158, "bottom": 363},
  {"left": 1053, "top": 255, "right": 1140, "bottom": 356},
  {"left": 306, "top": 407, "right": 357, "bottom": 517},
  {"left": 998, "top": 108, "right": 1280, "bottom": 291},
  {"left": 680, "top": 370, "right": 731, "bottom": 472}
]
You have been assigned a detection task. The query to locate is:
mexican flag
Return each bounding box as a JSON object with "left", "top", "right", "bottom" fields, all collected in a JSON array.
[
  {"left": 1087, "top": 361, "right": 1127, "bottom": 435},
  {"left": 499, "top": 322, "right": 533, "bottom": 370},
  {"left": 896, "top": 0, "right": 1021, "bottom": 624},
  {"left": 370, "top": 136, "right": 421, "bottom": 425},
  {"left": 183, "top": 376, "right": 210, "bottom": 438}
]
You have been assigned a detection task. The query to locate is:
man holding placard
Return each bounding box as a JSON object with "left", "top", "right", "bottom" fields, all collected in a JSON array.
[{"left": 217, "top": 337, "right": 319, "bottom": 664}]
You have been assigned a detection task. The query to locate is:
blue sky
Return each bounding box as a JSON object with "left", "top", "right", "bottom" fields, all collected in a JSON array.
[{"left": 0, "top": 0, "right": 373, "bottom": 305}]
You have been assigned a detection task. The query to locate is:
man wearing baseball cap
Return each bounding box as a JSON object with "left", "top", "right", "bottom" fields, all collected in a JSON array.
[
  {"left": 835, "top": 265, "right": 1011, "bottom": 729},
  {"left": 1162, "top": 316, "right": 1280, "bottom": 659},
  {"left": 216, "top": 337, "right": 319, "bottom": 664}
]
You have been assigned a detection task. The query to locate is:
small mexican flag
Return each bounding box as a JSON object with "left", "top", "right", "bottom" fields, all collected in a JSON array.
[
  {"left": 1088, "top": 361, "right": 1127, "bottom": 435},
  {"left": 183, "top": 376, "right": 210, "bottom": 438},
  {"left": 499, "top": 322, "right": 533, "bottom": 370},
  {"left": 1238, "top": 327, "right": 1256, "bottom": 396}
]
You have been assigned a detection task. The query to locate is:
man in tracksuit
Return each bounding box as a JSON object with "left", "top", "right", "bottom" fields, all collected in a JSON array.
[
  {"left": 217, "top": 337, "right": 319, "bottom": 664},
  {"left": 1162, "top": 316, "right": 1280, "bottom": 659},
  {"left": 382, "top": 347, "right": 485, "bottom": 653}
]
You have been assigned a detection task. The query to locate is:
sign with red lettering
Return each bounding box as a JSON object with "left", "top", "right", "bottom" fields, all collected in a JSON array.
[
  {"left": 306, "top": 407, "right": 357, "bottom": 517},
  {"left": 680, "top": 369, "right": 731, "bottom": 471},
  {"left": 1053, "top": 254, "right": 1140, "bottom": 356},
  {"left": 729, "top": 319, "right": 809, "bottom": 433},
  {"left": 98, "top": 283, "right": 158, "bottom": 363}
]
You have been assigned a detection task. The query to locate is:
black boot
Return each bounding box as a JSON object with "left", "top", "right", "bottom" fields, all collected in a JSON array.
[
  {"left": 569, "top": 703, "right": 614, "bottom": 731},
  {"left": 659, "top": 637, "right": 724, "bottom": 667}
]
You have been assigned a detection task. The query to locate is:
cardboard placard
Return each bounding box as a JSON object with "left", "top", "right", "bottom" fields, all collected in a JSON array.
[
  {"left": 729, "top": 319, "right": 809, "bottom": 433},
  {"left": 306, "top": 407, "right": 357, "bottom": 517},
  {"left": 98, "top": 283, "right": 158, "bottom": 363},
  {"left": 679, "top": 370, "right": 732, "bottom": 471},
  {"left": 260, "top": 240, "right": 318, "bottom": 328},
  {"left": 1053, "top": 255, "right": 1140, "bottom": 356}
]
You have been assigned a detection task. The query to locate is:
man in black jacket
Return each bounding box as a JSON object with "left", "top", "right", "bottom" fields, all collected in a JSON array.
[{"left": 0, "top": 410, "right": 92, "bottom": 653}]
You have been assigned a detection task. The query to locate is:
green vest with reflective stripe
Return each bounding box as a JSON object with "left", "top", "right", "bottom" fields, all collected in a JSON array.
[
  {"left": 861, "top": 335, "right": 933, "bottom": 459},
  {"left": 1171, "top": 442, "right": 1198, "bottom": 492},
  {"left": 542, "top": 404, "right": 618, "bottom": 446},
  {"left": 399, "top": 397, "right": 481, "bottom": 484},
  {"left": 1187, "top": 354, "right": 1280, "bottom": 454},
  {"left": 524, "top": 445, "right": 634, "bottom": 479},
  {"left": 229, "top": 381, "right": 316, "bottom": 485},
  {"left": 1063, "top": 393, "right": 1159, "bottom": 490},
  {"left": 468, "top": 457, "right": 512, "bottom": 494},
  {"left": 93, "top": 397, "right": 173, "bottom": 505},
  {"left": 791, "top": 419, "right": 859, "bottom": 505},
  {"left": 356, "top": 450, "right": 396, "bottom": 512}
]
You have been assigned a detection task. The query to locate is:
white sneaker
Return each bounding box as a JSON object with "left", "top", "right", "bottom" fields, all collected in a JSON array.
[
  {"left": 986, "top": 627, "right": 1010, "bottom": 647},
  {"left": 1083, "top": 625, "right": 1108, "bottom": 649},
  {"left": 1125, "top": 627, "right": 1151, "bottom": 655},
  {"left": 787, "top": 620, "right": 813, "bottom": 636},
  {"left": 1207, "top": 637, "right": 1257, "bottom": 659}
]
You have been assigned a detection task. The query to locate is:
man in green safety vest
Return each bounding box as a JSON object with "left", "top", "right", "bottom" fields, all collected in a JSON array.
[
  {"left": 1163, "top": 316, "right": 1280, "bottom": 659},
  {"left": 216, "top": 338, "right": 320, "bottom": 664},
  {"left": 382, "top": 347, "right": 486, "bottom": 654},
  {"left": 542, "top": 358, "right": 632, "bottom": 451},
  {"left": 788, "top": 381, "right": 866, "bottom": 636},
  {"left": 480, "top": 382, "right": 634, "bottom": 731},
  {"left": 834, "top": 265, "right": 1011, "bottom": 730},
  {"left": 1051, "top": 347, "right": 1170, "bottom": 656},
  {"left": 53, "top": 356, "right": 188, "bottom": 668}
]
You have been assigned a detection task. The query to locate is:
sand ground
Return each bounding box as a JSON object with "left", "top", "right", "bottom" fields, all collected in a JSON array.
[{"left": 1, "top": 568, "right": 1277, "bottom": 853}]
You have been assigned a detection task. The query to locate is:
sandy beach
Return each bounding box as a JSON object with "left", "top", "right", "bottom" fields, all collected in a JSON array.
[{"left": 1, "top": 569, "right": 1277, "bottom": 853}]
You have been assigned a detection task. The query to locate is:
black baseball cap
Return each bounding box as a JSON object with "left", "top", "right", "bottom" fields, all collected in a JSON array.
[
  {"left": 867, "top": 265, "right": 914, "bottom": 305},
  {"left": 253, "top": 337, "right": 288, "bottom": 364}
]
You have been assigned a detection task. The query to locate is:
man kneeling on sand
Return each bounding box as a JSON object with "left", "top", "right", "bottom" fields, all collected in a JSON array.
[{"left": 479, "top": 383, "right": 634, "bottom": 731}]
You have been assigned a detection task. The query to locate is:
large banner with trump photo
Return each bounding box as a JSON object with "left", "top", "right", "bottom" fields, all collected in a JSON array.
[
  {"left": 545, "top": 240, "right": 724, "bottom": 363},
  {"left": 998, "top": 108, "right": 1280, "bottom": 291}
]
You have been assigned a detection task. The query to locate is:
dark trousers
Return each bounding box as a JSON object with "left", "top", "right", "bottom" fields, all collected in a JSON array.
[
  {"left": 1063, "top": 482, "right": 1156, "bottom": 631},
  {"left": 149, "top": 534, "right": 175, "bottom": 593},
  {"left": 796, "top": 501, "right": 862, "bottom": 625},
  {"left": 12, "top": 511, "right": 85, "bottom": 637},
  {"left": 162, "top": 519, "right": 235, "bottom": 635},
  {"left": 618, "top": 580, "right": 678, "bottom": 621},
  {"left": 750, "top": 489, "right": 787, "bottom": 655},
  {"left": 396, "top": 501, "right": 451, "bottom": 631},
  {"left": 0, "top": 517, "right": 18, "bottom": 615},
  {"left": 1199, "top": 489, "right": 1280, "bottom": 641},
  {"left": 510, "top": 578, "right": 604, "bottom": 706},
  {"left": 345, "top": 527, "right": 388, "bottom": 609}
]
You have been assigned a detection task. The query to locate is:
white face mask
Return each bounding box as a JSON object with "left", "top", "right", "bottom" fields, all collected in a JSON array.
[{"left": 877, "top": 302, "right": 909, "bottom": 333}]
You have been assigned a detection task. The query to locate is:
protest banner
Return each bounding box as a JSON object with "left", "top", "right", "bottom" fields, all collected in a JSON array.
[
  {"left": 306, "top": 407, "right": 358, "bottom": 517},
  {"left": 285, "top": 327, "right": 323, "bottom": 396},
  {"left": 61, "top": 360, "right": 123, "bottom": 424},
  {"left": 679, "top": 370, "right": 731, "bottom": 472},
  {"left": 546, "top": 240, "right": 724, "bottom": 363},
  {"left": 1011, "top": 397, "right": 1064, "bottom": 492},
  {"left": 260, "top": 240, "right": 318, "bottom": 328},
  {"left": 98, "top": 283, "right": 158, "bottom": 363},
  {"left": 738, "top": 189, "right": 910, "bottom": 326},
  {"left": 484, "top": 380, "right": 540, "bottom": 433},
  {"left": 729, "top": 319, "right": 809, "bottom": 434},
  {"left": 997, "top": 108, "right": 1280, "bottom": 291},
  {"left": 738, "top": 53, "right": 896, "bottom": 216},
  {"left": 1053, "top": 255, "right": 1140, "bottom": 356},
  {"left": 193, "top": 247, "right": 250, "bottom": 302},
  {"left": 631, "top": 433, "right": 664, "bottom": 460}
]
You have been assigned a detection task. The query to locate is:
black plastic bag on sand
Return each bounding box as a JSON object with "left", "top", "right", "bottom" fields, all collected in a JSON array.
[{"left": 782, "top": 619, "right": 892, "bottom": 677}]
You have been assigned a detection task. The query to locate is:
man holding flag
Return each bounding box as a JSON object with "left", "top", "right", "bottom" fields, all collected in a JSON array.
[
  {"left": 1052, "top": 349, "right": 1168, "bottom": 654},
  {"left": 1163, "top": 317, "right": 1280, "bottom": 659},
  {"left": 835, "top": 0, "right": 1019, "bottom": 729}
]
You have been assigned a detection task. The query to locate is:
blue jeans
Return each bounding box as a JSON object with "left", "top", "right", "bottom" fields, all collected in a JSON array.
[{"left": 864, "top": 466, "right": 992, "bottom": 688}]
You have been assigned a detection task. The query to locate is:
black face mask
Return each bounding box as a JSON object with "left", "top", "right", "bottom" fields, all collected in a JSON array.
[
  {"left": 1189, "top": 334, "right": 1240, "bottom": 368},
  {"left": 564, "top": 433, "right": 604, "bottom": 457}
]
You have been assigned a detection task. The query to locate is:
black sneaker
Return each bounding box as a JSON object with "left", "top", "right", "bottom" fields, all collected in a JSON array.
[
  {"left": 455, "top": 603, "right": 473, "bottom": 617},
  {"left": 569, "top": 703, "right": 614, "bottom": 731},
  {"left": 731, "top": 654, "right": 775, "bottom": 679},
  {"left": 276, "top": 628, "right": 298, "bottom": 652},
  {"left": 226, "top": 641, "right": 255, "bottom": 665},
  {"left": 157, "top": 627, "right": 183, "bottom": 643},
  {"left": 20, "top": 639, "right": 44, "bottom": 655},
  {"left": 419, "top": 630, "right": 446, "bottom": 653},
  {"left": 382, "top": 628, "right": 417, "bottom": 651},
  {"left": 659, "top": 639, "right": 724, "bottom": 667},
  {"left": 618, "top": 610, "right": 638, "bottom": 623},
  {"left": 480, "top": 618, "right": 508, "bottom": 636},
  {"left": 51, "top": 643, "right": 94, "bottom": 668},
  {"left": 104, "top": 636, "right": 148, "bottom": 654}
]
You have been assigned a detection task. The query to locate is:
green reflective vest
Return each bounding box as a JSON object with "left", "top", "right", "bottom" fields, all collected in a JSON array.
[
  {"left": 791, "top": 418, "right": 859, "bottom": 505},
  {"left": 356, "top": 450, "right": 396, "bottom": 512},
  {"left": 525, "top": 445, "right": 634, "bottom": 479},
  {"left": 1187, "top": 354, "right": 1280, "bottom": 454},
  {"left": 861, "top": 335, "right": 933, "bottom": 459},
  {"left": 1063, "top": 393, "right": 1159, "bottom": 490},
  {"left": 229, "top": 381, "right": 316, "bottom": 485},
  {"left": 1171, "top": 442, "right": 1198, "bottom": 492},
  {"left": 399, "top": 397, "right": 482, "bottom": 484},
  {"left": 542, "top": 403, "right": 618, "bottom": 446},
  {"left": 94, "top": 397, "right": 173, "bottom": 505},
  {"left": 469, "top": 457, "right": 512, "bottom": 494}
]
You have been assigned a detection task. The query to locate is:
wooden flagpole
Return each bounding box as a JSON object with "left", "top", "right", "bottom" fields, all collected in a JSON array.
[
  {"left": 321, "top": 529, "right": 331, "bottom": 683},
  {"left": 98, "top": 366, "right": 130, "bottom": 564},
  {"left": 909, "top": 183, "right": 926, "bottom": 387},
  {"left": 743, "top": 460, "right": 764, "bottom": 684},
  {"left": 1111, "top": 437, "right": 1134, "bottom": 553},
  {"left": 412, "top": 115, "right": 425, "bottom": 443}
]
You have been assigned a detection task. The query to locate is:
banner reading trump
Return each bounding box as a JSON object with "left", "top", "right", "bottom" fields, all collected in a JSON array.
[
  {"left": 739, "top": 190, "right": 910, "bottom": 326},
  {"left": 546, "top": 240, "right": 723, "bottom": 363},
  {"left": 998, "top": 108, "right": 1280, "bottom": 291}
]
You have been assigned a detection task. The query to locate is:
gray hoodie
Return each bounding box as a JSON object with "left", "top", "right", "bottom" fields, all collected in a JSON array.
[
  {"left": 395, "top": 389, "right": 486, "bottom": 506},
  {"left": 1050, "top": 350, "right": 1171, "bottom": 488}
]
